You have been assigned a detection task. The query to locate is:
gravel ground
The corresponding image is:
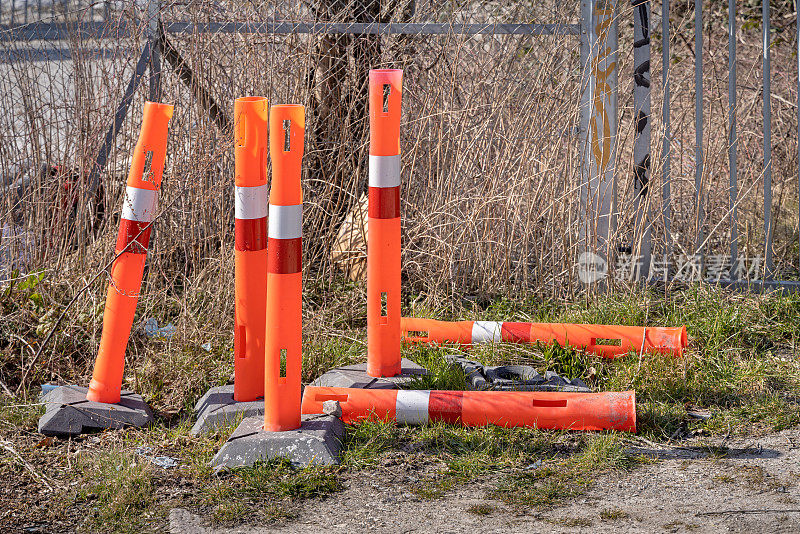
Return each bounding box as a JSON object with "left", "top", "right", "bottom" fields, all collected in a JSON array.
[{"left": 167, "top": 428, "right": 800, "bottom": 534}]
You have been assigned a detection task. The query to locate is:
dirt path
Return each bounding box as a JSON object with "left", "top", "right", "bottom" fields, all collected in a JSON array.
[{"left": 170, "top": 428, "right": 800, "bottom": 533}]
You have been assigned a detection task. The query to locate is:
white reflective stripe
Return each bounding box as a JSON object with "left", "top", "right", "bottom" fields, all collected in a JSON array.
[
  {"left": 235, "top": 184, "right": 269, "bottom": 220},
  {"left": 472, "top": 321, "right": 502, "bottom": 343},
  {"left": 368, "top": 154, "right": 401, "bottom": 188},
  {"left": 268, "top": 204, "right": 302, "bottom": 239},
  {"left": 121, "top": 185, "right": 158, "bottom": 222},
  {"left": 395, "top": 390, "right": 430, "bottom": 425}
]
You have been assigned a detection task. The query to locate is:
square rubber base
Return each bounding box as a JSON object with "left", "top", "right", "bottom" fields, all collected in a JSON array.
[
  {"left": 310, "top": 358, "right": 427, "bottom": 389},
  {"left": 211, "top": 413, "right": 344, "bottom": 468},
  {"left": 191, "top": 385, "right": 264, "bottom": 436},
  {"left": 38, "top": 385, "right": 153, "bottom": 437}
]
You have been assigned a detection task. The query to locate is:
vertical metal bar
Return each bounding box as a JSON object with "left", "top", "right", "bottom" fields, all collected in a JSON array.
[
  {"left": 585, "top": 0, "right": 618, "bottom": 284},
  {"left": 632, "top": 0, "right": 651, "bottom": 280},
  {"left": 578, "top": 0, "right": 618, "bottom": 287},
  {"left": 728, "top": 0, "right": 738, "bottom": 279},
  {"left": 579, "top": 0, "right": 592, "bottom": 257},
  {"left": 661, "top": 0, "right": 672, "bottom": 280},
  {"left": 694, "top": 0, "right": 704, "bottom": 265},
  {"left": 147, "top": 0, "right": 162, "bottom": 102},
  {"left": 763, "top": 0, "right": 773, "bottom": 279},
  {"left": 598, "top": 0, "right": 617, "bottom": 262},
  {"left": 579, "top": 0, "right": 602, "bottom": 287},
  {"left": 610, "top": 2, "right": 619, "bottom": 250}
]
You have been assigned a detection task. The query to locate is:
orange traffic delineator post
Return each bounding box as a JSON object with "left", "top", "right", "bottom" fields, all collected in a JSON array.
[
  {"left": 366, "top": 68, "right": 403, "bottom": 378},
  {"left": 263, "top": 104, "right": 305, "bottom": 432},
  {"left": 87, "top": 102, "right": 174, "bottom": 404},
  {"left": 302, "top": 386, "right": 636, "bottom": 432},
  {"left": 233, "top": 96, "right": 269, "bottom": 402},
  {"left": 401, "top": 317, "right": 687, "bottom": 359},
  {"left": 210, "top": 103, "right": 343, "bottom": 464}
]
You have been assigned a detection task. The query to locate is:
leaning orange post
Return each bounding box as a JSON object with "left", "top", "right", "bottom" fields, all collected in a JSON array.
[
  {"left": 263, "top": 104, "right": 304, "bottom": 432},
  {"left": 366, "top": 69, "right": 403, "bottom": 378},
  {"left": 233, "top": 97, "right": 269, "bottom": 402},
  {"left": 87, "top": 102, "right": 174, "bottom": 404}
]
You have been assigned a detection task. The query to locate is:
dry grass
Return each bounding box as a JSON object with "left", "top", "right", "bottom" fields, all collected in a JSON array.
[{"left": 0, "top": 1, "right": 799, "bottom": 402}]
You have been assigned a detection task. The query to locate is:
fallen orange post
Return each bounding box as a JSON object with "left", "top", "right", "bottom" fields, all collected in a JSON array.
[
  {"left": 302, "top": 386, "right": 636, "bottom": 432},
  {"left": 401, "top": 317, "right": 687, "bottom": 359},
  {"left": 367, "top": 68, "right": 403, "bottom": 378},
  {"left": 263, "top": 104, "right": 304, "bottom": 432},
  {"left": 87, "top": 102, "right": 174, "bottom": 404},
  {"left": 233, "top": 96, "right": 269, "bottom": 402}
]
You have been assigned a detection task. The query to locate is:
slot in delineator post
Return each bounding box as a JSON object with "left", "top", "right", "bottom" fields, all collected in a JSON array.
[
  {"left": 593, "top": 338, "right": 622, "bottom": 346},
  {"left": 382, "top": 84, "right": 390, "bottom": 113},
  {"left": 283, "top": 119, "right": 291, "bottom": 151},
  {"left": 280, "top": 348, "right": 287, "bottom": 378}
]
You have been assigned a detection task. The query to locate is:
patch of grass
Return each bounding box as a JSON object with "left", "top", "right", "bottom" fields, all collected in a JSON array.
[
  {"left": 303, "top": 335, "right": 365, "bottom": 383},
  {"left": 599, "top": 508, "right": 629, "bottom": 520},
  {"left": 411, "top": 480, "right": 458, "bottom": 500},
  {"left": 404, "top": 345, "right": 468, "bottom": 391},
  {"left": 410, "top": 423, "right": 558, "bottom": 497},
  {"left": 0, "top": 394, "right": 43, "bottom": 430},
  {"left": 72, "top": 450, "right": 159, "bottom": 534},
  {"left": 491, "top": 433, "right": 637, "bottom": 510},
  {"left": 198, "top": 458, "right": 342, "bottom": 526},
  {"left": 698, "top": 443, "right": 730, "bottom": 458},
  {"left": 467, "top": 503, "right": 495, "bottom": 515},
  {"left": 118, "top": 420, "right": 225, "bottom": 478},
  {"left": 341, "top": 418, "right": 406, "bottom": 468}
]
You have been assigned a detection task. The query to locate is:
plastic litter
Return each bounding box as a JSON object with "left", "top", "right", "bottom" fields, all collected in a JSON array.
[
  {"left": 444, "top": 354, "right": 591, "bottom": 393},
  {"left": 135, "top": 446, "right": 178, "bottom": 469},
  {"left": 143, "top": 318, "right": 176, "bottom": 340}
]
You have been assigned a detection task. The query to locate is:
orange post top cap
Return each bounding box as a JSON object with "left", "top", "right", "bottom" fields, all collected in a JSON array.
[
  {"left": 234, "top": 96, "right": 269, "bottom": 187},
  {"left": 369, "top": 69, "right": 402, "bottom": 156},
  {"left": 269, "top": 105, "right": 304, "bottom": 206},
  {"left": 127, "top": 101, "right": 174, "bottom": 191}
]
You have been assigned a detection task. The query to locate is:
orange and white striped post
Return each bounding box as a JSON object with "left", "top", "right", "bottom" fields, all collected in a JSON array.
[
  {"left": 366, "top": 69, "right": 403, "bottom": 378},
  {"left": 87, "top": 102, "right": 174, "bottom": 404},
  {"left": 233, "top": 97, "right": 269, "bottom": 402},
  {"left": 302, "top": 386, "right": 636, "bottom": 432},
  {"left": 263, "top": 104, "right": 304, "bottom": 432}
]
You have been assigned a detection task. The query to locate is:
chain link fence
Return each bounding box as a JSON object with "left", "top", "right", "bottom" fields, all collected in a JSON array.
[{"left": 1, "top": 0, "right": 798, "bottom": 302}]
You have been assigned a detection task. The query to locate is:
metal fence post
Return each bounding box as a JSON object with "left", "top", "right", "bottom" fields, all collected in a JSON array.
[
  {"left": 579, "top": 0, "right": 591, "bottom": 254},
  {"left": 147, "top": 0, "right": 162, "bottom": 102},
  {"left": 632, "top": 0, "right": 651, "bottom": 280},
  {"left": 661, "top": 0, "right": 672, "bottom": 281},
  {"left": 693, "top": 0, "right": 704, "bottom": 268},
  {"left": 762, "top": 0, "right": 773, "bottom": 279},
  {"left": 579, "top": 0, "right": 618, "bottom": 286},
  {"left": 728, "top": 0, "right": 739, "bottom": 280}
]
